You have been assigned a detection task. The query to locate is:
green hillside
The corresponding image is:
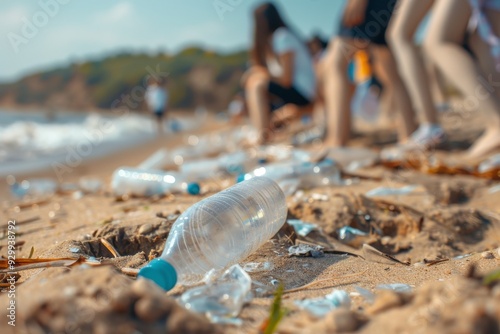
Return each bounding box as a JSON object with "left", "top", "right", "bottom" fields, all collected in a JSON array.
[{"left": 0, "top": 47, "right": 248, "bottom": 112}]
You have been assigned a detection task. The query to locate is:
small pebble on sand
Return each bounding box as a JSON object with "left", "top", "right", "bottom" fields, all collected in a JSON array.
[
  {"left": 481, "top": 251, "right": 494, "bottom": 259},
  {"left": 138, "top": 223, "right": 153, "bottom": 235}
]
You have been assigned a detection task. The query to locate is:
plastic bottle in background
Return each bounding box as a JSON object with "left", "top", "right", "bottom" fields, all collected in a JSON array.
[
  {"left": 138, "top": 177, "right": 287, "bottom": 290},
  {"left": 352, "top": 80, "right": 380, "bottom": 123},
  {"left": 111, "top": 167, "right": 200, "bottom": 197},
  {"left": 238, "top": 159, "right": 341, "bottom": 192},
  {"left": 137, "top": 149, "right": 171, "bottom": 170},
  {"left": 181, "top": 151, "right": 259, "bottom": 180},
  {"left": 326, "top": 147, "right": 379, "bottom": 172},
  {"left": 9, "top": 178, "right": 58, "bottom": 198}
]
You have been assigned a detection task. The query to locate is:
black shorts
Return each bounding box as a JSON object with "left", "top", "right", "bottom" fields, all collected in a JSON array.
[
  {"left": 154, "top": 109, "right": 164, "bottom": 120},
  {"left": 338, "top": 0, "right": 398, "bottom": 46},
  {"left": 268, "top": 81, "right": 311, "bottom": 111}
]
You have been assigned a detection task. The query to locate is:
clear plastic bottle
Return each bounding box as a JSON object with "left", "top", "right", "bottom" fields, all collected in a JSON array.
[
  {"left": 238, "top": 159, "right": 341, "bottom": 190},
  {"left": 137, "top": 149, "right": 171, "bottom": 170},
  {"left": 9, "top": 178, "right": 58, "bottom": 198},
  {"left": 138, "top": 177, "right": 287, "bottom": 290},
  {"left": 111, "top": 167, "right": 200, "bottom": 197},
  {"left": 180, "top": 151, "right": 259, "bottom": 180}
]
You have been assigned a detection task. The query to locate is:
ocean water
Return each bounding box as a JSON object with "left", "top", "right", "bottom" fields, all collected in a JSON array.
[{"left": 0, "top": 109, "right": 204, "bottom": 177}]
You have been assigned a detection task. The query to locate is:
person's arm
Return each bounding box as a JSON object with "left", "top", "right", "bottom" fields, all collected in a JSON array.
[
  {"left": 271, "top": 51, "right": 294, "bottom": 88},
  {"left": 343, "top": 0, "right": 368, "bottom": 27}
]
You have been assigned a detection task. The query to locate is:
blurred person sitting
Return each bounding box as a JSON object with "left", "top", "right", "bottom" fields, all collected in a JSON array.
[
  {"left": 145, "top": 78, "right": 168, "bottom": 134},
  {"left": 243, "top": 2, "right": 316, "bottom": 144}
]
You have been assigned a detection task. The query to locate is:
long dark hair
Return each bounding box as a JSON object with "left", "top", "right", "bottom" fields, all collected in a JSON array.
[{"left": 251, "top": 2, "right": 287, "bottom": 67}]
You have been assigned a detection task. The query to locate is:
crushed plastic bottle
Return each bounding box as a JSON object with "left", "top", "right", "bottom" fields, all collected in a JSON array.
[
  {"left": 238, "top": 159, "right": 341, "bottom": 194},
  {"left": 365, "top": 185, "right": 418, "bottom": 197},
  {"left": 10, "top": 178, "right": 58, "bottom": 198},
  {"left": 179, "top": 265, "right": 251, "bottom": 324},
  {"left": 111, "top": 167, "right": 200, "bottom": 197},
  {"left": 138, "top": 177, "right": 287, "bottom": 290},
  {"left": 294, "top": 290, "right": 351, "bottom": 317},
  {"left": 338, "top": 226, "right": 368, "bottom": 243},
  {"left": 288, "top": 244, "right": 324, "bottom": 258},
  {"left": 376, "top": 283, "right": 413, "bottom": 293},
  {"left": 354, "top": 286, "right": 375, "bottom": 304},
  {"left": 242, "top": 261, "right": 274, "bottom": 273},
  {"left": 287, "top": 219, "right": 317, "bottom": 237}
]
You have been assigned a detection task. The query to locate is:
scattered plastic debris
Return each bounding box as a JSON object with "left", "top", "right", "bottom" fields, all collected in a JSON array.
[
  {"left": 310, "top": 193, "right": 329, "bottom": 201},
  {"left": 179, "top": 265, "right": 251, "bottom": 324},
  {"left": 242, "top": 262, "right": 274, "bottom": 273},
  {"left": 78, "top": 177, "right": 103, "bottom": 194},
  {"left": 366, "top": 185, "right": 418, "bottom": 197},
  {"left": 354, "top": 286, "right": 375, "bottom": 304},
  {"left": 376, "top": 283, "right": 413, "bottom": 293},
  {"left": 10, "top": 178, "right": 58, "bottom": 198},
  {"left": 338, "top": 226, "right": 368, "bottom": 243},
  {"left": 452, "top": 253, "right": 473, "bottom": 261},
  {"left": 287, "top": 219, "right": 318, "bottom": 237},
  {"left": 294, "top": 290, "right": 351, "bottom": 317},
  {"left": 288, "top": 244, "right": 324, "bottom": 258}
]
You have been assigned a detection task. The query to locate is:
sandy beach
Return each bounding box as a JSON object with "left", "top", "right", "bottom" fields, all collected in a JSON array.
[{"left": 0, "top": 106, "right": 499, "bottom": 334}]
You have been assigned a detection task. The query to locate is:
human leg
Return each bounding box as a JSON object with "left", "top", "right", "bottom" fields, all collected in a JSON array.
[
  {"left": 321, "top": 37, "right": 360, "bottom": 147},
  {"left": 424, "top": 0, "right": 500, "bottom": 158},
  {"left": 388, "top": 0, "right": 438, "bottom": 125},
  {"left": 371, "top": 45, "right": 418, "bottom": 142},
  {"left": 244, "top": 68, "right": 271, "bottom": 142}
]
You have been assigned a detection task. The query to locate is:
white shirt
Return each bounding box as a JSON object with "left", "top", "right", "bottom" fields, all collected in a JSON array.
[
  {"left": 269, "top": 27, "right": 316, "bottom": 100},
  {"left": 145, "top": 85, "right": 168, "bottom": 112}
]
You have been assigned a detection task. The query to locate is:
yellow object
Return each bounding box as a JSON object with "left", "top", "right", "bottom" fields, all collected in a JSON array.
[{"left": 354, "top": 50, "right": 372, "bottom": 83}]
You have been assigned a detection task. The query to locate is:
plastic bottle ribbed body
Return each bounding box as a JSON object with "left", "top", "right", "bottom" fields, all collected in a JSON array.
[
  {"left": 161, "top": 177, "right": 287, "bottom": 285},
  {"left": 111, "top": 167, "right": 188, "bottom": 197}
]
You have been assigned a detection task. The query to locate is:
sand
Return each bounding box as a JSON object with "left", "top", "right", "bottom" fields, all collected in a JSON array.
[{"left": 0, "top": 110, "right": 499, "bottom": 334}]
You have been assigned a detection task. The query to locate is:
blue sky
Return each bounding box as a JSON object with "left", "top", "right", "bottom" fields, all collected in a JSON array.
[{"left": 0, "top": 0, "right": 347, "bottom": 82}]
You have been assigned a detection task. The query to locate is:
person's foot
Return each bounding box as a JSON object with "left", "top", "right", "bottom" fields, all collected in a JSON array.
[
  {"left": 466, "top": 127, "right": 500, "bottom": 159},
  {"left": 380, "top": 125, "right": 445, "bottom": 162},
  {"left": 404, "top": 124, "right": 446, "bottom": 151}
]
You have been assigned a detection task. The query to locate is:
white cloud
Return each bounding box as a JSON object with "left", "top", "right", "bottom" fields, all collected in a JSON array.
[
  {"left": 0, "top": 5, "right": 30, "bottom": 30},
  {"left": 95, "top": 2, "right": 133, "bottom": 23}
]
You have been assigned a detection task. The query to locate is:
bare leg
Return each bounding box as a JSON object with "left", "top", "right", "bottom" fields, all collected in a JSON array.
[
  {"left": 426, "top": 59, "right": 448, "bottom": 107},
  {"left": 371, "top": 45, "right": 418, "bottom": 142},
  {"left": 245, "top": 67, "right": 271, "bottom": 142},
  {"left": 388, "top": 0, "right": 438, "bottom": 125},
  {"left": 424, "top": 0, "right": 500, "bottom": 158},
  {"left": 468, "top": 10, "right": 500, "bottom": 101},
  {"left": 321, "top": 37, "right": 360, "bottom": 147}
]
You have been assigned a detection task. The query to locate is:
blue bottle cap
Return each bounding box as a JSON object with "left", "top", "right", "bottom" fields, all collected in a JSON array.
[
  {"left": 258, "top": 158, "right": 268, "bottom": 164},
  {"left": 236, "top": 174, "right": 246, "bottom": 183},
  {"left": 137, "top": 258, "right": 177, "bottom": 291},
  {"left": 186, "top": 182, "right": 200, "bottom": 195}
]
